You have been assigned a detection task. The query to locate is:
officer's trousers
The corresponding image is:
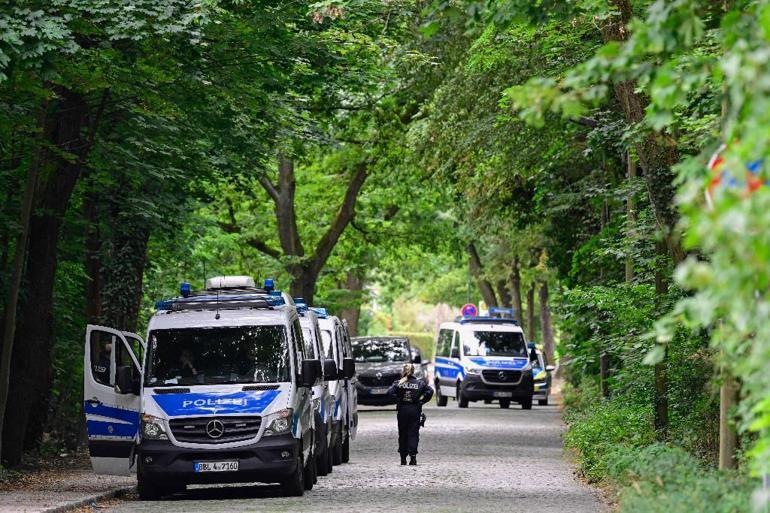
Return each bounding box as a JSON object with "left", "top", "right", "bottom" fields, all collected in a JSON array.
[{"left": 396, "top": 404, "right": 421, "bottom": 456}]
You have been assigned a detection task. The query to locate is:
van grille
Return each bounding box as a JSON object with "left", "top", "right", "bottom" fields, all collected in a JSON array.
[
  {"left": 169, "top": 416, "right": 261, "bottom": 444},
  {"left": 359, "top": 373, "right": 399, "bottom": 387},
  {"left": 481, "top": 370, "right": 522, "bottom": 384}
]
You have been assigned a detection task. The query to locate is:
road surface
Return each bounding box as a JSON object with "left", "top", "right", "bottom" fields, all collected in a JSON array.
[{"left": 104, "top": 401, "right": 605, "bottom": 512}]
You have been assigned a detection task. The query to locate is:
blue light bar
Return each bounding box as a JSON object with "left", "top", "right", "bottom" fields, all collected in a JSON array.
[
  {"left": 457, "top": 316, "right": 519, "bottom": 326},
  {"left": 527, "top": 342, "right": 536, "bottom": 349},
  {"left": 264, "top": 278, "right": 274, "bottom": 292},
  {"left": 310, "top": 307, "right": 328, "bottom": 319},
  {"left": 154, "top": 292, "right": 285, "bottom": 311},
  {"left": 180, "top": 282, "right": 192, "bottom": 298}
]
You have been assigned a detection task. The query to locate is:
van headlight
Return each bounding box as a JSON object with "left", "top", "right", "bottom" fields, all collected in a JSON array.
[
  {"left": 263, "top": 408, "right": 293, "bottom": 436},
  {"left": 465, "top": 367, "right": 481, "bottom": 375},
  {"left": 141, "top": 414, "right": 168, "bottom": 440}
]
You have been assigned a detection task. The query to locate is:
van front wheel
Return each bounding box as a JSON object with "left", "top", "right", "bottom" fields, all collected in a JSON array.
[
  {"left": 457, "top": 384, "right": 469, "bottom": 408},
  {"left": 341, "top": 428, "right": 350, "bottom": 463},
  {"left": 435, "top": 383, "right": 448, "bottom": 407},
  {"left": 282, "top": 451, "right": 305, "bottom": 497}
]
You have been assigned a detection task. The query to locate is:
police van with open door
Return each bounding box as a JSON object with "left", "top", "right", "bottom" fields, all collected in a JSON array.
[
  {"left": 432, "top": 316, "right": 534, "bottom": 409},
  {"left": 315, "top": 310, "right": 357, "bottom": 465},
  {"left": 83, "top": 276, "right": 322, "bottom": 499}
]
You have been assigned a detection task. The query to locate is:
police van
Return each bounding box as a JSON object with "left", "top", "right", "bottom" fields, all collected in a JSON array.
[
  {"left": 83, "top": 276, "right": 324, "bottom": 499},
  {"left": 295, "top": 299, "right": 339, "bottom": 475},
  {"left": 316, "top": 311, "right": 358, "bottom": 464},
  {"left": 433, "top": 316, "right": 534, "bottom": 409}
]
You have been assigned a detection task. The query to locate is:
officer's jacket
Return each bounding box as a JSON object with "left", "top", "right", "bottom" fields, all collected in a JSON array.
[{"left": 388, "top": 376, "right": 434, "bottom": 406}]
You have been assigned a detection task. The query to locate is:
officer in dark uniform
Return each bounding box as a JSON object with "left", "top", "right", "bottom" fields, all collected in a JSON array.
[{"left": 388, "top": 363, "right": 434, "bottom": 466}]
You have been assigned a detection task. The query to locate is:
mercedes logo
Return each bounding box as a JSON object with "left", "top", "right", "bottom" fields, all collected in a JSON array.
[
  {"left": 376, "top": 372, "right": 382, "bottom": 380},
  {"left": 206, "top": 419, "right": 224, "bottom": 439},
  {"left": 498, "top": 371, "right": 507, "bottom": 381}
]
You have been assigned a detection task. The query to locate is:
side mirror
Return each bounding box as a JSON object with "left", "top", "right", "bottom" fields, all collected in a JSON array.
[
  {"left": 545, "top": 365, "right": 556, "bottom": 372},
  {"left": 301, "top": 359, "right": 322, "bottom": 387},
  {"left": 115, "top": 365, "right": 135, "bottom": 395},
  {"left": 323, "top": 359, "right": 339, "bottom": 381},
  {"left": 412, "top": 353, "right": 422, "bottom": 364},
  {"left": 450, "top": 348, "right": 460, "bottom": 359},
  {"left": 529, "top": 348, "right": 538, "bottom": 362},
  {"left": 342, "top": 357, "right": 355, "bottom": 380}
]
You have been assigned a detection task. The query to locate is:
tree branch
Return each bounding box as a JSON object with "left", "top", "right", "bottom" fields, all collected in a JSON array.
[
  {"left": 259, "top": 176, "right": 279, "bottom": 203},
  {"left": 219, "top": 201, "right": 282, "bottom": 260},
  {"left": 310, "top": 163, "right": 368, "bottom": 275}
]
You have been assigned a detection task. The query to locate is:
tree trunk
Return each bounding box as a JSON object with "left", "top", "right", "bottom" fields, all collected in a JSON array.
[
  {"left": 0, "top": 106, "right": 45, "bottom": 465},
  {"left": 83, "top": 186, "right": 102, "bottom": 324},
  {"left": 625, "top": 153, "right": 637, "bottom": 282},
  {"left": 510, "top": 257, "right": 523, "bottom": 324},
  {"left": 538, "top": 281, "right": 555, "bottom": 363},
  {"left": 466, "top": 243, "right": 497, "bottom": 308},
  {"left": 526, "top": 284, "right": 537, "bottom": 342},
  {"left": 100, "top": 215, "right": 151, "bottom": 332},
  {"left": 339, "top": 271, "right": 364, "bottom": 337},
  {"left": 602, "top": 0, "right": 684, "bottom": 264},
  {"left": 2, "top": 89, "right": 97, "bottom": 465},
  {"left": 496, "top": 280, "right": 512, "bottom": 308},
  {"left": 653, "top": 239, "right": 669, "bottom": 440}
]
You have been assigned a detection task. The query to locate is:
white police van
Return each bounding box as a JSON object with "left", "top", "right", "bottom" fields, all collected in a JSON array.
[
  {"left": 316, "top": 312, "right": 358, "bottom": 464},
  {"left": 83, "top": 276, "right": 323, "bottom": 499},
  {"left": 295, "top": 299, "right": 338, "bottom": 475},
  {"left": 433, "top": 316, "right": 534, "bottom": 409}
]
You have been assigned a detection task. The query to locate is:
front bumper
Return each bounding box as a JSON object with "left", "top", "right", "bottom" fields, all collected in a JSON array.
[
  {"left": 356, "top": 385, "right": 396, "bottom": 406},
  {"left": 460, "top": 373, "right": 534, "bottom": 402},
  {"left": 137, "top": 435, "right": 298, "bottom": 485}
]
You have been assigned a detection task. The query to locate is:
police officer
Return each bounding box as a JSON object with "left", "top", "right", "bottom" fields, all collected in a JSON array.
[{"left": 388, "top": 363, "right": 433, "bottom": 466}]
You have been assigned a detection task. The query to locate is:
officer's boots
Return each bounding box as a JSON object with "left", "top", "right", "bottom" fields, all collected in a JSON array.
[
  {"left": 400, "top": 455, "right": 407, "bottom": 465},
  {"left": 409, "top": 455, "right": 417, "bottom": 466}
]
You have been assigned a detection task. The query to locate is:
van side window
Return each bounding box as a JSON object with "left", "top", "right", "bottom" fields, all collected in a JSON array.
[
  {"left": 450, "top": 331, "right": 460, "bottom": 358},
  {"left": 90, "top": 331, "right": 114, "bottom": 386},
  {"left": 115, "top": 337, "right": 140, "bottom": 383},
  {"left": 291, "top": 320, "right": 305, "bottom": 374},
  {"left": 436, "top": 329, "right": 452, "bottom": 357}
]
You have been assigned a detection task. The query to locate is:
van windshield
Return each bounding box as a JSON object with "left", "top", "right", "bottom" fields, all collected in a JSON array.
[
  {"left": 463, "top": 331, "right": 527, "bottom": 357},
  {"left": 145, "top": 326, "right": 291, "bottom": 386},
  {"left": 352, "top": 338, "right": 410, "bottom": 363}
]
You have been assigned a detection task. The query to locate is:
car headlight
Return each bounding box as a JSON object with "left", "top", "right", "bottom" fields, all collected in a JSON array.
[
  {"left": 263, "top": 408, "right": 293, "bottom": 437},
  {"left": 465, "top": 367, "right": 481, "bottom": 375},
  {"left": 141, "top": 414, "right": 168, "bottom": 440}
]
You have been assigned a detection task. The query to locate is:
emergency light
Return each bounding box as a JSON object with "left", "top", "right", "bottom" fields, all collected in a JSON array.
[
  {"left": 180, "top": 282, "right": 192, "bottom": 298},
  {"left": 264, "top": 278, "right": 275, "bottom": 292}
]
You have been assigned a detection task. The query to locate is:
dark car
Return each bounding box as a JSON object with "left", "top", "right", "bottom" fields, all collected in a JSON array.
[{"left": 351, "top": 336, "right": 425, "bottom": 406}]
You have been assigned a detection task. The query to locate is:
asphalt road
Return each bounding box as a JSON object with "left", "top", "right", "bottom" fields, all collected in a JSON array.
[{"left": 104, "top": 401, "right": 605, "bottom": 513}]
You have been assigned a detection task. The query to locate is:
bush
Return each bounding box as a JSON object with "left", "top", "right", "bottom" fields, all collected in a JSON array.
[
  {"left": 387, "top": 331, "right": 435, "bottom": 360},
  {"left": 605, "top": 444, "right": 754, "bottom": 513}
]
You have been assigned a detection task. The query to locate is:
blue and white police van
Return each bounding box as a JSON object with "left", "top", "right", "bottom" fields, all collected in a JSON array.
[
  {"left": 295, "top": 299, "right": 338, "bottom": 475},
  {"left": 83, "top": 276, "right": 323, "bottom": 499},
  {"left": 432, "top": 316, "right": 534, "bottom": 409},
  {"left": 316, "top": 312, "right": 358, "bottom": 464}
]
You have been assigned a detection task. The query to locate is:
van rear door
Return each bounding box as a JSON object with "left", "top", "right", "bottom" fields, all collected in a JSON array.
[{"left": 83, "top": 325, "right": 142, "bottom": 475}]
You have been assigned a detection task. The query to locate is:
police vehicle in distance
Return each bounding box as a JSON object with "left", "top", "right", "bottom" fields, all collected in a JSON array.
[
  {"left": 351, "top": 336, "right": 426, "bottom": 406},
  {"left": 433, "top": 316, "right": 534, "bottom": 409},
  {"left": 528, "top": 343, "right": 555, "bottom": 406},
  {"left": 316, "top": 310, "right": 358, "bottom": 465},
  {"left": 83, "top": 276, "right": 323, "bottom": 499},
  {"left": 295, "top": 299, "right": 337, "bottom": 475}
]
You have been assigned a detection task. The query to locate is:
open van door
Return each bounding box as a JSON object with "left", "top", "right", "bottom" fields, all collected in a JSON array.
[{"left": 83, "top": 325, "right": 142, "bottom": 475}]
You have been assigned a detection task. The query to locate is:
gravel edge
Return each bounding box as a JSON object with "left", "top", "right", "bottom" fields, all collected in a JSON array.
[{"left": 41, "top": 486, "right": 136, "bottom": 513}]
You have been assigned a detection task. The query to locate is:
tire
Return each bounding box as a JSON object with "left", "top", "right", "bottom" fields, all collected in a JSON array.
[
  {"left": 521, "top": 397, "right": 533, "bottom": 410},
  {"left": 341, "top": 428, "right": 350, "bottom": 463},
  {"left": 499, "top": 399, "right": 511, "bottom": 409},
  {"left": 435, "top": 382, "right": 448, "bottom": 407},
  {"left": 282, "top": 451, "right": 305, "bottom": 497},
  {"left": 316, "top": 426, "right": 329, "bottom": 477},
  {"left": 304, "top": 451, "right": 315, "bottom": 491},
  {"left": 538, "top": 397, "right": 548, "bottom": 406},
  {"left": 457, "top": 383, "right": 468, "bottom": 408},
  {"left": 332, "top": 431, "right": 343, "bottom": 466}
]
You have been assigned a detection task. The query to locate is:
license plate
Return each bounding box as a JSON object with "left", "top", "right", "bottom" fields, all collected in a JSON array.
[
  {"left": 194, "top": 461, "right": 239, "bottom": 472},
  {"left": 370, "top": 387, "right": 390, "bottom": 395},
  {"left": 493, "top": 391, "right": 513, "bottom": 398}
]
